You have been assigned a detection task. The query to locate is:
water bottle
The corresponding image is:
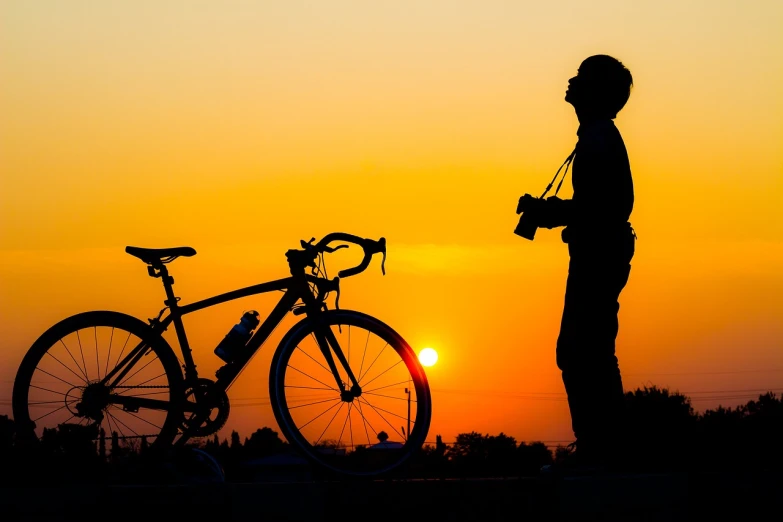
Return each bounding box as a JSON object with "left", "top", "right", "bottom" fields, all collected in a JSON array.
[{"left": 214, "top": 311, "right": 261, "bottom": 363}]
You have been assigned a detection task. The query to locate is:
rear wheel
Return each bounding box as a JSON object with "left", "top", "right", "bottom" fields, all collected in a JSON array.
[
  {"left": 12, "top": 311, "right": 185, "bottom": 452},
  {"left": 269, "top": 310, "right": 431, "bottom": 477}
]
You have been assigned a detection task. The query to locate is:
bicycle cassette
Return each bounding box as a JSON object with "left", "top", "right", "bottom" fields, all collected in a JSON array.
[{"left": 181, "top": 378, "right": 230, "bottom": 438}]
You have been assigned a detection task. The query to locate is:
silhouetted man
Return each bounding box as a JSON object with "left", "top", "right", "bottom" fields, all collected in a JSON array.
[{"left": 516, "top": 55, "right": 635, "bottom": 468}]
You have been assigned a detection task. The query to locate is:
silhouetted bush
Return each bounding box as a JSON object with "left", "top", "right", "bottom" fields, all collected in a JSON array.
[
  {"left": 3, "top": 387, "right": 783, "bottom": 482},
  {"left": 696, "top": 392, "right": 783, "bottom": 470},
  {"left": 450, "top": 432, "right": 516, "bottom": 477}
]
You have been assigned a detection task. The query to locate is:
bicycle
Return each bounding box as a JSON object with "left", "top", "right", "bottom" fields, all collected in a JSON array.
[{"left": 12, "top": 232, "right": 432, "bottom": 477}]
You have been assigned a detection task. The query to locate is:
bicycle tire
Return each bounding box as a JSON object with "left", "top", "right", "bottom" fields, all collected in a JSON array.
[
  {"left": 13, "top": 311, "right": 185, "bottom": 450},
  {"left": 269, "top": 310, "right": 432, "bottom": 477}
]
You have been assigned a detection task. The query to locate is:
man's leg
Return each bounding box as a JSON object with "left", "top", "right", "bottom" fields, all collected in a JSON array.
[
  {"left": 557, "top": 241, "right": 633, "bottom": 460},
  {"left": 556, "top": 262, "right": 593, "bottom": 445},
  {"left": 582, "top": 260, "right": 631, "bottom": 452}
]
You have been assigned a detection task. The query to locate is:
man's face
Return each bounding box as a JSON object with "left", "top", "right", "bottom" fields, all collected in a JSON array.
[{"left": 565, "top": 65, "right": 597, "bottom": 108}]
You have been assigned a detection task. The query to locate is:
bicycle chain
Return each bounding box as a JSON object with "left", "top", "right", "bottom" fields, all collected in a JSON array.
[{"left": 112, "top": 385, "right": 170, "bottom": 389}]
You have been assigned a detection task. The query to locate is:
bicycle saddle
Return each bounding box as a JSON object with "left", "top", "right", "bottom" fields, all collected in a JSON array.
[{"left": 125, "top": 246, "right": 197, "bottom": 264}]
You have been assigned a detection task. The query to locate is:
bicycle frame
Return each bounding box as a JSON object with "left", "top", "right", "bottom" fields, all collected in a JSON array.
[
  {"left": 157, "top": 276, "right": 299, "bottom": 388},
  {"left": 99, "top": 264, "right": 362, "bottom": 438}
]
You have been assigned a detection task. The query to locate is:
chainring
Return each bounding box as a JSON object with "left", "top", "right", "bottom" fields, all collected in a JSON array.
[{"left": 181, "top": 378, "right": 230, "bottom": 438}]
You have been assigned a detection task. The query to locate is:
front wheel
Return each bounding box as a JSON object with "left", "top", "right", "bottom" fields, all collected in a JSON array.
[{"left": 269, "top": 310, "right": 432, "bottom": 477}]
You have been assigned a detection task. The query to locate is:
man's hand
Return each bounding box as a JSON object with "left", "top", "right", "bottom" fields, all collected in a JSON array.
[
  {"left": 516, "top": 194, "right": 539, "bottom": 215},
  {"left": 537, "top": 196, "right": 569, "bottom": 229}
]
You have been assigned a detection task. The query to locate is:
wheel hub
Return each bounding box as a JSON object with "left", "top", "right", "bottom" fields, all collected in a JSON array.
[
  {"left": 74, "top": 382, "right": 110, "bottom": 421},
  {"left": 340, "top": 384, "right": 362, "bottom": 402}
]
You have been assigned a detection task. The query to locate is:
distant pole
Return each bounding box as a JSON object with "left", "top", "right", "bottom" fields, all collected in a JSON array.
[{"left": 405, "top": 387, "right": 411, "bottom": 441}]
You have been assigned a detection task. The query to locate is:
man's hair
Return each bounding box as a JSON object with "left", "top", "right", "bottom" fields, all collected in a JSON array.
[{"left": 580, "top": 55, "right": 633, "bottom": 117}]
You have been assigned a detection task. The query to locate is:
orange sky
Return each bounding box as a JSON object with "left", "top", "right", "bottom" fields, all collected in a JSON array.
[{"left": 1, "top": 1, "right": 782, "bottom": 445}]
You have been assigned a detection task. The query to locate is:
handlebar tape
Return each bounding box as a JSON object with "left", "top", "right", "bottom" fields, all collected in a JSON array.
[{"left": 338, "top": 237, "right": 386, "bottom": 278}]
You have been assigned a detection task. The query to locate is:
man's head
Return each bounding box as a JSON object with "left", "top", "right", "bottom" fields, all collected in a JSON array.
[{"left": 565, "top": 55, "right": 633, "bottom": 119}]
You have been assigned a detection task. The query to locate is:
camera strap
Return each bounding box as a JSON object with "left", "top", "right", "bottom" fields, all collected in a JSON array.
[{"left": 540, "top": 146, "right": 577, "bottom": 199}]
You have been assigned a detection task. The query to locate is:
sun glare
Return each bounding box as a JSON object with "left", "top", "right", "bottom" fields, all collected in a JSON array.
[{"left": 418, "top": 347, "right": 438, "bottom": 367}]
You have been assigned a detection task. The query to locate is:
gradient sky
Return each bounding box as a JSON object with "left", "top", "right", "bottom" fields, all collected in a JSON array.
[{"left": 1, "top": 1, "right": 782, "bottom": 445}]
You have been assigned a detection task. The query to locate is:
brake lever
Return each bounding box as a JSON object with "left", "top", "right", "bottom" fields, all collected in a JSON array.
[
  {"left": 322, "top": 244, "right": 349, "bottom": 254},
  {"left": 380, "top": 250, "right": 386, "bottom": 275}
]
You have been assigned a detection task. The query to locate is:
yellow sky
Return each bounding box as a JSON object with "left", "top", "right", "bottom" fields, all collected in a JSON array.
[{"left": 1, "top": 1, "right": 782, "bottom": 444}]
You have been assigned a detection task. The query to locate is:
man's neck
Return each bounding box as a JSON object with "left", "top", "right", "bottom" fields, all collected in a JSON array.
[
  {"left": 574, "top": 104, "right": 617, "bottom": 125},
  {"left": 575, "top": 109, "right": 613, "bottom": 126},
  {"left": 575, "top": 110, "right": 615, "bottom": 136}
]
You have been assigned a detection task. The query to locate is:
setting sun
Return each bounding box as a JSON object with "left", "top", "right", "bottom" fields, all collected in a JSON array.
[{"left": 419, "top": 348, "right": 439, "bottom": 367}]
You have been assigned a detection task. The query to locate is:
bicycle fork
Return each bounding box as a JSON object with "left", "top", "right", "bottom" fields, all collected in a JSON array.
[{"left": 313, "top": 323, "right": 362, "bottom": 401}]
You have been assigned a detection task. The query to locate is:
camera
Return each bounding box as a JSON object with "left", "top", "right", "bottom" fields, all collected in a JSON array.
[
  {"left": 514, "top": 194, "right": 539, "bottom": 240},
  {"left": 514, "top": 211, "right": 538, "bottom": 240}
]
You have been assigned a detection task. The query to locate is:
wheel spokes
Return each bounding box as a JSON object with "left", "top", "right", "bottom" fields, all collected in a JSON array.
[{"left": 283, "top": 321, "right": 418, "bottom": 466}]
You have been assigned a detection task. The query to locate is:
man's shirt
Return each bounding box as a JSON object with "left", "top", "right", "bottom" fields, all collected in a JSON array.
[{"left": 543, "top": 119, "right": 634, "bottom": 243}]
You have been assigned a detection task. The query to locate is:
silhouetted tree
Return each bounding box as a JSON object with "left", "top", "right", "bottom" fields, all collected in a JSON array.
[
  {"left": 228, "top": 430, "right": 243, "bottom": 461},
  {"left": 0, "top": 415, "right": 14, "bottom": 454},
  {"left": 40, "top": 427, "right": 59, "bottom": 454},
  {"left": 624, "top": 385, "right": 697, "bottom": 470},
  {"left": 243, "top": 427, "right": 286, "bottom": 459},
  {"left": 110, "top": 431, "right": 120, "bottom": 460},
  {"left": 411, "top": 435, "right": 450, "bottom": 478},
  {"left": 698, "top": 392, "right": 783, "bottom": 470},
  {"left": 553, "top": 445, "right": 571, "bottom": 465},
  {"left": 98, "top": 428, "right": 106, "bottom": 460},
  {"left": 517, "top": 441, "right": 553, "bottom": 475},
  {"left": 435, "top": 434, "right": 447, "bottom": 457}
]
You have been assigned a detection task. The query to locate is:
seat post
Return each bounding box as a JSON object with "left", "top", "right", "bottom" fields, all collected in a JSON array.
[
  {"left": 154, "top": 263, "right": 197, "bottom": 379},
  {"left": 156, "top": 264, "right": 179, "bottom": 308}
]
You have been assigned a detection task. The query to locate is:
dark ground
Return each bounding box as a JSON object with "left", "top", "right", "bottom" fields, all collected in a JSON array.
[{"left": 1, "top": 471, "right": 779, "bottom": 522}]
